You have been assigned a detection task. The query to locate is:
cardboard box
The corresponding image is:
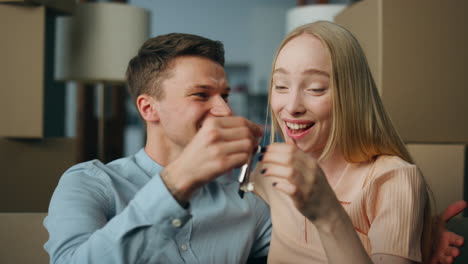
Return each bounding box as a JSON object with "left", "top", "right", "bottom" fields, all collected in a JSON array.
[
  {"left": 0, "top": 4, "right": 65, "bottom": 138},
  {"left": 0, "top": 213, "right": 49, "bottom": 263},
  {"left": 407, "top": 144, "right": 467, "bottom": 216},
  {"left": 0, "top": 138, "right": 77, "bottom": 212},
  {"left": 0, "top": 0, "right": 75, "bottom": 13},
  {"left": 335, "top": 0, "right": 468, "bottom": 143}
]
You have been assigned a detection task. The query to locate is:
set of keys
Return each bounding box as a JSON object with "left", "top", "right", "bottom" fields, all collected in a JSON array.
[{"left": 238, "top": 145, "right": 262, "bottom": 198}]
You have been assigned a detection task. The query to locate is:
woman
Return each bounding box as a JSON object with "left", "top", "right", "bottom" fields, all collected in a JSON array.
[{"left": 254, "top": 21, "right": 436, "bottom": 263}]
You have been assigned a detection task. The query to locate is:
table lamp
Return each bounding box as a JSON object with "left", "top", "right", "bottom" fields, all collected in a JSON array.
[{"left": 55, "top": 2, "right": 149, "bottom": 161}]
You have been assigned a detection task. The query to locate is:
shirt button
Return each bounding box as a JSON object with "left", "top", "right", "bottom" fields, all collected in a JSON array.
[
  {"left": 181, "top": 244, "right": 188, "bottom": 251},
  {"left": 172, "top": 218, "right": 182, "bottom": 228}
]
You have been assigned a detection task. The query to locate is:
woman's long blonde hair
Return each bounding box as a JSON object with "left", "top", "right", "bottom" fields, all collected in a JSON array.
[{"left": 268, "top": 21, "right": 433, "bottom": 262}]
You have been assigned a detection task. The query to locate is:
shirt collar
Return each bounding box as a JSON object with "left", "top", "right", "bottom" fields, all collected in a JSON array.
[{"left": 134, "top": 148, "right": 164, "bottom": 178}]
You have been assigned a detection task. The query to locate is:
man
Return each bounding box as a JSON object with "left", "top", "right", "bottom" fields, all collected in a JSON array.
[
  {"left": 44, "top": 33, "right": 271, "bottom": 263},
  {"left": 44, "top": 32, "right": 464, "bottom": 264}
]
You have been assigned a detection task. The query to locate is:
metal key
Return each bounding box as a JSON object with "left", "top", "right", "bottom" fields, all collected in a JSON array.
[{"left": 238, "top": 146, "right": 261, "bottom": 198}]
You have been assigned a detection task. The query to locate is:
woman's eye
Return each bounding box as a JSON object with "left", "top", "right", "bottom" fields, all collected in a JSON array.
[
  {"left": 312, "top": 88, "right": 326, "bottom": 92},
  {"left": 274, "top": 85, "right": 288, "bottom": 91},
  {"left": 307, "top": 87, "right": 327, "bottom": 94}
]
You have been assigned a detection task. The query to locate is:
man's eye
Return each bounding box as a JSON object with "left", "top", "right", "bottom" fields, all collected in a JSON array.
[
  {"left": 193, "top": 93, "right": 209, "bottom": 99},
  {"left": 221, "top": 94, "right": 229, "bottom": 102}
]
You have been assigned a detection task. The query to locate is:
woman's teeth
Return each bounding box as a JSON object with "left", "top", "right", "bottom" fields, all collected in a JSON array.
[{"left": 285, "top": 122, "right": 313, "bottom": 133}]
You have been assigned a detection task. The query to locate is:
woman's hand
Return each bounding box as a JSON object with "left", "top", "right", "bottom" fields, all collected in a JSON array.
[{"left": 259, "top": 142, "right": 338, "bottom": 222}]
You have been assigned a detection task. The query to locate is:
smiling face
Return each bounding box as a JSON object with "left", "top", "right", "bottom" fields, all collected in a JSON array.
[
  {"left": 155, "top": 56, "right": 231, "bottom": 152},
  {"left": 270, "top": 34, "right": 333, "bottom": 155}
]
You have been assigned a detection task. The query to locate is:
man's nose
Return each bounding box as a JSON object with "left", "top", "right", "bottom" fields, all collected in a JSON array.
[{"left": 210, "top": 95, "right": 232, "bottom": 116}]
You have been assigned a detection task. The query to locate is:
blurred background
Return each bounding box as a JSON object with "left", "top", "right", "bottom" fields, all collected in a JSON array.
[
  {"left": 0, "top": 0, "right": 467, "bottom": 263},
  {"left": 61, "top": 0, "right": 355, "bottom": 158}
]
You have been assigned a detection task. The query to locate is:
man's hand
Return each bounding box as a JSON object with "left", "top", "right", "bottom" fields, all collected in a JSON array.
[
  {"left": 431, "top": 200, "right": 467, "bottom": 264},
  {"left": 162, "top": 116, "right": 262, "bottom": 204}
]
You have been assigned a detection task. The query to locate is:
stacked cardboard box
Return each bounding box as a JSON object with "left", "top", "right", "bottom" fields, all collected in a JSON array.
[
  {"left": 0, "top": 4, "right": 70, "bottom": 138},
  {"left": 0, "top": 138, "right": 77, "bottom": 212},
  {"left": 0, "top": 2, "right": 76, "bottom": 262},
  {"left": 335, "top": 0, "right": 468, "bottom": 214},
  {"left": 0, "top": 0, "right": 77, "bottom": 209},
  {"left": 0, "top": 0, "right": 74, "bottom": 13},
  {"left": 0, "top": 213, "right": 49, "bottom": 263},
  {"left": 406, "top": 144, "right": 467, "bottom": 214}
]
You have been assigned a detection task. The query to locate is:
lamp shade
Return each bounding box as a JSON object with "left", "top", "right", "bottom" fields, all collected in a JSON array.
[
  {"left": 286, "top": 4, "right": 347, "bottom": 33},
  {"left": 55, "top": 3, "right": 149, "bottom": 83}
]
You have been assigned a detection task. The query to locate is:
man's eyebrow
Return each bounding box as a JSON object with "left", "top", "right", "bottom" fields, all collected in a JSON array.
[
  {"left": 191, "top": 85, "right": 231, "bottom": 92},
  {"left": 190, "top": 85, "right": 213, "bottom": 90},
  {"left": 273, "top": 67, "right": 329, "bottom": 77}
]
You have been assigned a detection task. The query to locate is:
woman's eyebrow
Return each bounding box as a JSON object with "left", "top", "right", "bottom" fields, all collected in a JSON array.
[{"left": 273, "top": 67, "right": 329, "bottom": 77}]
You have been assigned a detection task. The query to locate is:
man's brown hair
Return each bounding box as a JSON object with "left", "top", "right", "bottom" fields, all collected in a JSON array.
[{"left": 126, "top": 33, "right": 225, "bottom": 101}]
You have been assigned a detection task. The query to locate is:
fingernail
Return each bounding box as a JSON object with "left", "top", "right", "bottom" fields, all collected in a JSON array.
[
  {"left": 258, "top": 154, "right": 263, "bottom": 161},
  {"left": 261, "top": 169, "right": 266, "bottom": 174},
  {"left": 272, "top": 182, "right": 277, "bottom": 187},
  {"left": 260, "top": 146, "right": 267, "bottom": 153}
]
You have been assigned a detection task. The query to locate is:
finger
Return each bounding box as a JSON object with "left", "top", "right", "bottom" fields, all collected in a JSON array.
[
  {"left": 271, "top": 179, "right": 298, "bottom": 196},
  {"left": 455, "top": 237, "right": 464, "bottom": 246},
  {"left": 208, "top": 126, "right": 257, "bottom": 143},
  {"left": 202, "top": 116, "right": 263, "bottom": 138},
  {"left": 448, "top": 232, "right": 464, "bottom": 246},
  {"left": 444, "top": 246, "right": 460, "bottom": 258},
  {"left": 216, "top": 139, "right": 255, "bottom": 156},
  {"left": 438, "top": 230, "right": 465, "bottom": 250},
  {"left": 262, "top": 143, "right": 318, "bottom": 167},
  {"left": 216, "top": 116, "right": 263, "bottom": 137},
  {"left": 261, "top": 163, "right": 296, "bottom": 182},
  {"left": 263, "top": 143, "right": 296, "bottom": 154},
  {"left": 441, "top": 255, "right": 454, "bottom": 264},
  {"left": 260, "top": 148, "right": 297, "bottom": 167},
  {"left": 261, "top": 153, "right": 314, "bottom": 178},
  {"left": 441, "top": 200, "right": 467, "bottom": 222},
  {"left": 222, "top": 152, "right": 250, "bottom": 171}
]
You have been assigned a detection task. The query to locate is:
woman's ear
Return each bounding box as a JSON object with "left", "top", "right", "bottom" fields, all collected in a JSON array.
[{"left": 137, "top": 94, "right": 159, "bottom": 122}]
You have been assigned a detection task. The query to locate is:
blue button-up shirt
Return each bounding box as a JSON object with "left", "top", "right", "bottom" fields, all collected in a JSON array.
[{"left": 44, "top": 149, "right": 271, "bottom": 264}]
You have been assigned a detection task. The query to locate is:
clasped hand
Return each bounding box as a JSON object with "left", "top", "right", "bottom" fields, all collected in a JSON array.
[
  {"left": 259, "top": 142, "right": 338, "bottom": 222},
  {"left": 164, "top": 116, "right": 262, "bottom": 203}
]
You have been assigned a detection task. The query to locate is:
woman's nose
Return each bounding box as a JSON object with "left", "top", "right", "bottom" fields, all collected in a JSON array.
[{"left": 285, "top": 91, "right": 305, "bottom": 115}]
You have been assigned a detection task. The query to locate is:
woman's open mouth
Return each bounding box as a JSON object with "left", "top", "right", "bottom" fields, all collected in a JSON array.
[{"left": 285, "top": 121, "right": 314, "bottom": 139}]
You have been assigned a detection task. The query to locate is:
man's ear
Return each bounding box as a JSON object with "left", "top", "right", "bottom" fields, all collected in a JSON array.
[{"left": 137, "top": 94, "right": 160, "bottom": 122}]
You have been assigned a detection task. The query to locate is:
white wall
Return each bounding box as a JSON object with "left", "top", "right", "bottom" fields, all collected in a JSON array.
[{"left": 128, "top": 0, "right": 296, "bottom": 65}]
